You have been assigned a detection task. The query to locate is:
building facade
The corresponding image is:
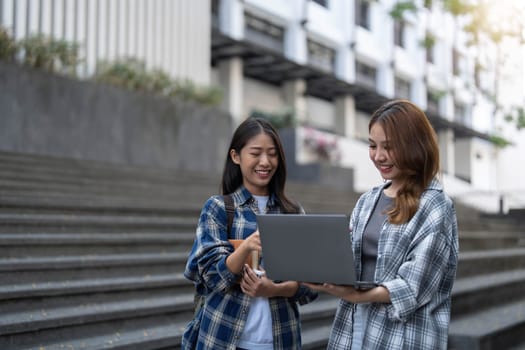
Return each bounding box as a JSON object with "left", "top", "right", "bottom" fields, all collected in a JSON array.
[
  {"left": 2, "top": 0, "right": 523, "bottom": 211},
  {"left": 211, "top": 0, "right": 524, "bottom": 211}
]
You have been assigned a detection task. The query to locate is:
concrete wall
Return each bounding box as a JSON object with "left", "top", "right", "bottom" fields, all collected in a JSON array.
[{"left": 0, "top": 62, "right": 231, "bottom": 174}]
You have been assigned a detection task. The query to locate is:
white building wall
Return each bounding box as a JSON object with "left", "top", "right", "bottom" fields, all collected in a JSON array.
[
  {"left": 494, "top": 40, "right": 525, "bottom": 210},
  {"left": 0, "top": 0, "right": 211, "bottom": 84}
]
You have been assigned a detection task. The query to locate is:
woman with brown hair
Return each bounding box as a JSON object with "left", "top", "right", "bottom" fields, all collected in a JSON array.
[{"left": 305, "top": 99, "right": 459, "bottom": 350}]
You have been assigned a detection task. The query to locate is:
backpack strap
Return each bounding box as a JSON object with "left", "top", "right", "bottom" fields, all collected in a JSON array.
[{"left": 223, "top": 194, "right": 234, "bottom": 236}]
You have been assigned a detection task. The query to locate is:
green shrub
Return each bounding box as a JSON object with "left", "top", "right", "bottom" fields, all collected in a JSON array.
[
  {"left": 95, "top": 58, "right": 222, "bottom": 106},
  {"left": 18, "top": 34, "right": 80, "bottom": 74},
  {"left": 0, "top": 26, "right": 17, "bottom": 62},
  {"left": 170, "top": 79, "right": 223, "bottom": 106}
]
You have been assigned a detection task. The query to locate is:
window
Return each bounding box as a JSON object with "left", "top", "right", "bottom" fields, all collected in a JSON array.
[
  {"left": 211, "top": 0, "right": 219, "bottom": 28},
  {"left": 426, "top": 45, "right": 434, "bottom": 64},
  {"left": 307, "top": 40, "right": 336, "bottom": 72},
  {"left": 423, "top": 32, "right": 436, "bottom": 64},
  {"left": 355, "top": 0, "right": 371, "bottom": 30},
  {"left": 454, "top": 103, "right": 470, "bottom": 126},
  {"left": 427, "top": 90, "right": 441, "bottom": 114},
  {"left": 394, "top": 20, "right": 405, "bottom": 48},
  {"left": 452, "top": 48, "right": 460, "bottom": 76},
  {"left": 355, "top": 60, "right": 377, "bottom": 90},
  {"left": 395, "top": 76, "right": 411, "bottom": 100},
  {"left": 244, "top": 12, "right": 284, "bottom": 53},
  {"left": 312, "top": 0, "right": 328, "bottom": 7}
]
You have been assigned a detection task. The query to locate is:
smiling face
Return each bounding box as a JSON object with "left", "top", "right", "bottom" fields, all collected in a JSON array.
[
  {"left": 230, "top": 131, "right": 279, "bottom": 196},
  {"left": 369, "top": 122, "right": 403, "bottom": 193}
]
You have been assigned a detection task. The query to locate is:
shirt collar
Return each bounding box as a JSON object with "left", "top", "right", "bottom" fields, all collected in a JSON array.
[
  {"left": 379, "top": 177, "right": 443, "bottom": 194},
  {"left": 230, "top": 185, "right": 279, "bottom": 208}
]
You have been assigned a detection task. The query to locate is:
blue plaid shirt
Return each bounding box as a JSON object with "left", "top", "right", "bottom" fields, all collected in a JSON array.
[
  {"left": 183, "top": 186, "right": 317, "bottom": 350},
  {"left": 328, "top": 178, "right": 459, "bottom": 350}
]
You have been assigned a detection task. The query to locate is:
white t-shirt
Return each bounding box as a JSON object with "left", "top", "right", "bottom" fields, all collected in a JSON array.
[{"left": 238, "top": 195, "right": 273, "bottom": 350}]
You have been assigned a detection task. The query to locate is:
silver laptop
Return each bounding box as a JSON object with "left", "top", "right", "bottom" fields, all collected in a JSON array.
[{"left": 256, "top": 214, "right": 377, "bottom": 289}]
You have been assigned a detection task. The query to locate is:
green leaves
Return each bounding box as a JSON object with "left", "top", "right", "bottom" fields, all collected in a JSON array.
[
  {"left": 0, "top": 27, "right": 17, "bottom": 61},
  {"left": 489, "top": 134, "right": 512, "bottom": 148},
  {"left": 503, "top": 107, "right": 525, "bottom": 131},
  {"left": 389, "top": 1, "right": 418, "bottom": 20},
  {"left": 18, "top": 34, "right": 80, "bottom": 74},
  {"left": 95, "top": 58, "right": 222, "bottom": 106}
]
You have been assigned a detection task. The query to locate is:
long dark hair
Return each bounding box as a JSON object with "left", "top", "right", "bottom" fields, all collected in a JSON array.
[
  {"left": 221, "top": 117, "right": 300, "bottom": 213},
  {"left": 369, "top": 99, "right": 440, "bottom": 224}
]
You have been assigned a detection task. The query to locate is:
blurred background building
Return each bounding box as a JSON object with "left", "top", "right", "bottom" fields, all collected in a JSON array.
[
  {"left": 1, "top": 0, "right": 524, "bottom": 212},
  {"left": 209, "top": 0, "right": 525, "bottom": 213}
]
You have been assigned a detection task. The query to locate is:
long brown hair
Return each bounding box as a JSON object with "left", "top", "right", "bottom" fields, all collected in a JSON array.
[
  {"left": 369, "top": 99, "right": 440, "bottom": 224},
  {"left": 221, "top": 117, "right": 300, "bottom": 213}
]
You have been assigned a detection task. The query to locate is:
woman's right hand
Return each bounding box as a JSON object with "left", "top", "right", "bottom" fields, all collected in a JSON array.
[
  {"left": 226, "top": 230, "right": 261, "bottom": 274},
  {"left": 241, "top": 230, "right": 261, "bottom": 254}
]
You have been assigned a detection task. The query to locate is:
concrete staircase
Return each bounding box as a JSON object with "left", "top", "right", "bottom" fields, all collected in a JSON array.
[
  {"left": 0, "top": 150, "right": 524, "bottom": 349},
  {"left": 448, "top": 204, "right": 525, "bottom": 350}
]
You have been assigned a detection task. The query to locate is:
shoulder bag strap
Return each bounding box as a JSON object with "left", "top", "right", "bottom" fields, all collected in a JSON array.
[{"left": 223, "top": 194, "right": 234, "bottom": 236}]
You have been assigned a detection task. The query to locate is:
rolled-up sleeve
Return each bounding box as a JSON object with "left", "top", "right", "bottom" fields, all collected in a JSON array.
[{"left": 185, "top": 197, "right": 240, "bottom": 293}]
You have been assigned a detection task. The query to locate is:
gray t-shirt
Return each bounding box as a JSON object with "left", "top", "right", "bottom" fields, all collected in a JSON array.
[{"left": 361, "top": 191, "right": 393, "bottom": 282}]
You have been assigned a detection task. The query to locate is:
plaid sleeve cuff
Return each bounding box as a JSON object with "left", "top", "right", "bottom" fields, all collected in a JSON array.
[
  {"left": 292, "top": 284, "right": 318, "bottom": 305},
  {"left": 381, "top": 279, "right": 417, "bottom": 322},
  {"left": 217, "top": 256, "right": 242, "bottom": 290}
]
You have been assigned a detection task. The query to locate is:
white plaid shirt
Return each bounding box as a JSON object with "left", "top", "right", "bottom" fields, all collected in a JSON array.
[{"left": 328, "top": 178, "right": 459, "bottom": 350}]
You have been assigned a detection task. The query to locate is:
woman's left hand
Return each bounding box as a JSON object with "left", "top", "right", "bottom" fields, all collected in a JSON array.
[
  {"left": 303, "top": 282, "right": 363, "bottom": 301},
  {"left": 240, "top": 265, "right": 274, "bottom": 297}
]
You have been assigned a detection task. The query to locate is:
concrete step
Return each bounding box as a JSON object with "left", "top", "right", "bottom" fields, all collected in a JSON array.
[
  {"left": 300, "top": 295, "right": 338, "bottom": 321},
  {"left": 0, "top": 150, "right": 218, "bottom": 183},
  {"left": 0, "top": 196, "right": 201, "bottom": 216},
  {"left": 0, "top": 288, "right": 193, "bottom": 336},
  {"left": 452, "top": 269, "right": 525, "bottom": 317},
  {"left": 0, "top": 252, "right": 186, "bottom": 272},
  {"left": 299, "top": 296, "right": 338, "bottom": 349},
  {"left": 301, "top": 323, "right": 332, "bottom": 350},
  {"left": 448, "top": 297, "right": 525, "bottom": 350},
  {"left": 0, "top": 166, "right": 217, "bottom": 189},
  {"left": 1, "top": 243, "right": 184, "bottom": 259},
  {"left": 1, "top": 271, "right": 192, "bottom": 301},
  {"left": 0, "top": 212, "right": 197, "bottom": 233},
  {"left": 0, "top": 313, "right": 186, "bottom": 350},
  {"left": 0, "top": 179, "right": 215, "bottom": 201},
  {"left": 0, "top": 232, "right": 195, "bottom": 245},
  {"left": 457, "top": 217, "right": 523, "bottom": 233},
  {"left": 459, "top": 231, "right": 525, "bottom": 251},
  {"left": 457, "top": 248, "right": 525, "bottom": 278}
]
